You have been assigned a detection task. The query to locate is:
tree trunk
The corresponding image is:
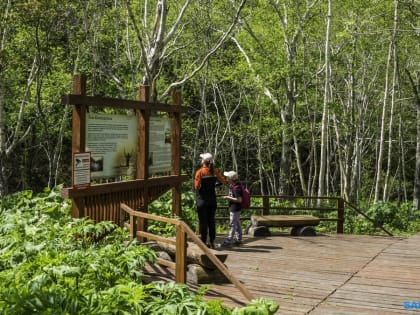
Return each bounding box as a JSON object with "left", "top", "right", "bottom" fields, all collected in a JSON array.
[
  {"left": 0, "top": 0, "right": 11, "bottom": 196},
  {"left": 125, "top": 0, "right": 246, "bottom": 102},
  {"left": 382, "top": 0, "right": 399, "bottom": 201},
  {"left": 374, "top": 0, "right": 399, "bottom": 203},
  {"left": 407, "top": 70, "right": 420, "bottom": 210},
  {"left": 268, "top": 0, "right": 318, "bottom": 195},
  {"left": 318, "top": 0, "right": 332, "bottom": 198},
  {"left": 0, "top": 63, "right": 6, "bottom": 196},
  {"left": 280, "top": 99, "right": 293, "bottom": 195},
  {"left": 398, "top": 110, "right": 407, "bottom": 203}
]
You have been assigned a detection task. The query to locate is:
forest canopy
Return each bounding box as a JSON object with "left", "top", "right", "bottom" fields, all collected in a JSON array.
[{"left": 0, "top": 0, "right": 419, "bottom": 208}]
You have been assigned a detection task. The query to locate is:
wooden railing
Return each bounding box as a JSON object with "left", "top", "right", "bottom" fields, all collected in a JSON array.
[
  {"left": 216, "top": 195, "right": 393, "bottom": 236},
  {"left": 216, "top": 195, "right": 345, "bottom": 233},
  {"left": 343, "top": 199, "right": 393, "bottom": 236},
  {"left": 120, "top": 203, "right": 255, "bottom": 301}
]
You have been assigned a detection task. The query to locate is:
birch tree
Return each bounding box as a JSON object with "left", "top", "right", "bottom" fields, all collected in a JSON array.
[
  {"left": 267, "top": 0, "right": 319, "bottom": 195},
  {"left": 317, "top": 0, "right": 332, "bottom": 198},
  {"left": 230, "top": 0, "right": 320, "bottom": 194},
  {"left": 374, "top": 0, "right": 399, "bottom": 203},
  {"left": 408, "top": 70, "right": 420, "bottom": 209},
  {"left": 0, "top": 0, "right": 11, "bottom": 196},
  {"left": 382, "top": 24, "right": 399, "bottom": 201},
  {"left": 124, "top": 0, "right": 246, "bottom": 102}
]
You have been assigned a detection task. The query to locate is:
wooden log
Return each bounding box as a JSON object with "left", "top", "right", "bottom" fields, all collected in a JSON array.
[
  {"left": 155, "top": 240, "right": 228, "bottom": 270},
  {"left": 156, "top": 251, "right": 173, "bottom": 262},
  {"left": 187, "top": 264, "right": 229, "bottom": 284}
]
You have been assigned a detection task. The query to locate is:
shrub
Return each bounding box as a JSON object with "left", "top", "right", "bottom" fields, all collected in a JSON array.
[{"left": 0, "top": 187, "right": 279, "bottom": 314}]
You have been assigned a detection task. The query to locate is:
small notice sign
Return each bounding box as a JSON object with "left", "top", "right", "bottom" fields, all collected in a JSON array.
[{"left": 73, "top": 152, "right": 91, "bottom": 189}]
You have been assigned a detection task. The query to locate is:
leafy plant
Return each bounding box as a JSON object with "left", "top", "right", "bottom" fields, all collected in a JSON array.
[
  {"left": 0, "top": 187, "right": 280, "bottom": 314},
  {"left": 232, "top": 298, "right": 279, "bottom": 315},
  {"left": 365, "top": 202, "right": 400, "bottom": 228}
]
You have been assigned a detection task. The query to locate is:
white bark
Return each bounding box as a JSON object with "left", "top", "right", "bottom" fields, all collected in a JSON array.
[
  {"left": 318, "top": 0, "right": 332, "bottom": 198},
  {"left": 374, "top": 0, "right": 399, "bottom": 203},
  {"left": 161, "top": 0, "right": 247, "bottom": 99},
  {"left": 383, "top": 46, "right": 398, "bottom": 201},
  {"left": 125, "top": 0, "right": 247, "bottom": 100},
  {"left": 407, "top": 70, "right": 420, "bottom": 209},
  {"left": 0, "top": 0, "right": 12, "bottom": 161}
]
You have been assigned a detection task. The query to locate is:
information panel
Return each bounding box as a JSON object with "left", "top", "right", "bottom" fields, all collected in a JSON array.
[
  {"left": 149, "top": 116, "right": 172, "bottom": 175},
  {"left": 86, "top": 113, "right": 138, "bottom": 181}
]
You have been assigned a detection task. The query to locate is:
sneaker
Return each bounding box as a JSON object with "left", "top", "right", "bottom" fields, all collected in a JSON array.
[
  {"left": 206, "top": 242, "right": 216, "bottom": 249},
  {"left": 220, "top": 239, "right": 232, "bottom": 247}
]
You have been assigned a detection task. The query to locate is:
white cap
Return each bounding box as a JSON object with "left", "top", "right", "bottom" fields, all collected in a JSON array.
[
  {"left": 224, "top": 171, "right": 238, "bottom": 180},
  {"left": 200, "top": 153, "right": 213, "bottom": 162}
]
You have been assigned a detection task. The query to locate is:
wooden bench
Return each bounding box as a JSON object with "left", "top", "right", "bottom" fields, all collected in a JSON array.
[{"left": 247, "top": 215, "right": 320, "bottom": 236}]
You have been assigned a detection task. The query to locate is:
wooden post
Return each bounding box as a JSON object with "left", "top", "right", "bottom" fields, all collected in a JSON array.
[
  {"left": 262, "top": 195, "right": 270, "bottom": 215},
  {"left": 137, "top": 85, "right": 150, "bottom": 240},
  {"left": 337, "top": 198, "right": 344, "bottom": 233},
  {"left": 171, "top": 89, "right": 182, "bottom": 216},
  {"left": 180, "top": 222, "right": 255, "bottom": 301},
  {"left": 138, "top": 85, "right": 150, "bottom": 181},
  {"left": 71, "top": 74, "right": 87, "bottom": 218},
  {"left": 129, "top": 214, "right": 137, "bottom": 240},
  {"left": 175, "top": 224, "right": 187, "bottom": 283}
]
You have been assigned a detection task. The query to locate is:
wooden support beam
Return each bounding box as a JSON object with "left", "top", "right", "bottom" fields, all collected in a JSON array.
[
  {"left": 171, "top": 89, "right": 182, "bottom": 216},
  {"left": 62, "top": 94, "right": 187, "bottom": 113},
  {"left": 175, "top": 225, "right": 187, "bottom": 283},
  {"left": 136, "top": 231, "right": 177, "bottom": 245},
  {"left": 71, "top": 74, "right": 86, "bottom": 218}
]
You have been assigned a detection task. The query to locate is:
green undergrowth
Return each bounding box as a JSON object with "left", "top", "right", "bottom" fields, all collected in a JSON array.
[
  {"left": 148, "top": 191, "right": 420, "bottom": 238},
  {"left": 344, "top": 201, "right": 420, "bottom": 237},
  {"left": 233, "top": 196, "right": 420, "bottom": 237},
  {"left": 0, "top": 187, "right": 278, "bottom": 315}
]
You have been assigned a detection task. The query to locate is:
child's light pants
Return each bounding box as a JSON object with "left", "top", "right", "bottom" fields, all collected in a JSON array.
[{"left": 227, "top": 211, "right": 242, "bottom": 241}]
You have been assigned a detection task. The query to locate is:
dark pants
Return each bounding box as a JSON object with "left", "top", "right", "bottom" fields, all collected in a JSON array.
[{"left": 196, "top": 194, "right": 217, "bottom": 244}]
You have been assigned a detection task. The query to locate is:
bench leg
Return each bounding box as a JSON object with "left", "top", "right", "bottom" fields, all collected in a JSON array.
[
  {"left": 290, "top": 226, "right": 301, "bottom": 236},
  {"left": 291, "top": 226, "right": 316, "bottom": 236},
  {"left": 247, "top": 225, "right": 271, "bottom": 237}
]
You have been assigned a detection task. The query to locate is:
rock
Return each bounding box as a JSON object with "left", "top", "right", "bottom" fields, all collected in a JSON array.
[
  {"left": 156, "top": 241, "right": 228, "bottom": 270},
  {"left": 187, "top": 263, "right": 229, "bottom": 284}
]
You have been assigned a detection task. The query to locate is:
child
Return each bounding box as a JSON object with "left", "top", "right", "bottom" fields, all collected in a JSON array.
[{"left": 221, "top": 171, "right": 243, "bottom": 246}]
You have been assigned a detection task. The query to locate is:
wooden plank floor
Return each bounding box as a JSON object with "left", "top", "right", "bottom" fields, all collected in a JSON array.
[{"left": 143, "top": 232, "right": 420, "bottom": 314}]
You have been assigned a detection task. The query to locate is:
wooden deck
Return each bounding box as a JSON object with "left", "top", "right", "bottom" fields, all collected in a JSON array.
[{"left": 143, "top": 232, "right": 420, "bottom": 314}]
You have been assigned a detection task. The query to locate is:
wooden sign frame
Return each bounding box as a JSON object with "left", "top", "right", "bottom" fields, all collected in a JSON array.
[{"left": 61, "top": 74, "right": 188, "bottom": 224}]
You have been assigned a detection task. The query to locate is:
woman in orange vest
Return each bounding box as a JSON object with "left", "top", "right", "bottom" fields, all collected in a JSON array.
[{"left": 194, "top": 153, "right": 226, "bottom": 249}]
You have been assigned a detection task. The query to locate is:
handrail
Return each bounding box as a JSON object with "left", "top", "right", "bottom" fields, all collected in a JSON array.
[
  {"left": 120, "top": 203, "right": 255, "bottom": 301},
  {"left": 217, "top": 194, "right": 345, "bottom": 233},
  {"left": 343, "top": 200, "right": 393, "bottom": 236},
  {"left": 216, "top": 195, "right": 392, "bottom": 236}
]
